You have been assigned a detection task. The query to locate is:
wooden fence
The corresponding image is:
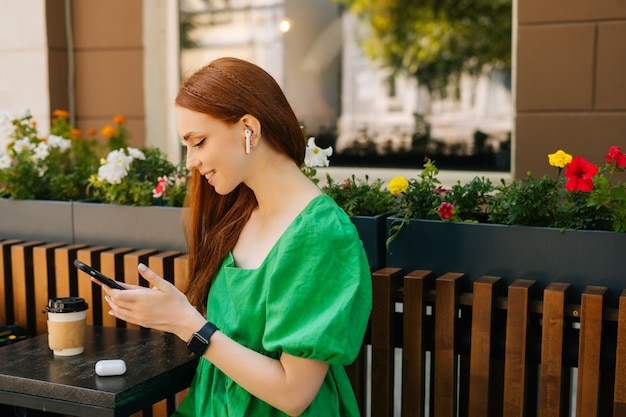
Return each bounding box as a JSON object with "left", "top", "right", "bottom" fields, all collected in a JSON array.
[{"left": 3, "top": 239, "right": 626, "bottom": 416}]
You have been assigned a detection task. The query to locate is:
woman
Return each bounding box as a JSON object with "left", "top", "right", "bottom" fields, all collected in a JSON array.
[{"left": 103, "top": 57, "right": 372, "bottom": 416}]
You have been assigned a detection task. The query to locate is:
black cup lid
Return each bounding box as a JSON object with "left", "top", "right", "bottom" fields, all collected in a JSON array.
[{"left": 46, "top": 297, "right": 89, "bottom": 313}]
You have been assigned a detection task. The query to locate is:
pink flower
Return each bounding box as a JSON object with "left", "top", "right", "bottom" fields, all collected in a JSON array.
[
  {"left": 565, "top": 156, "right": 598, "bottom": 192},
  {"left": 437, "top": 202, "right": 454, "bottom": 220},
  {"left": 605, "top": 146, "right": 626, "bottom": 168}
]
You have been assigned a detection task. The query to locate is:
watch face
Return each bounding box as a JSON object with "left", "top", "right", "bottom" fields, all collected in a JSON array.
[{"left": 187, "top": 322, "right": 218, "bottom": 356}]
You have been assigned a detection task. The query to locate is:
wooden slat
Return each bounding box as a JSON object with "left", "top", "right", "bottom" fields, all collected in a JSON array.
[
  {"left": 53, "top": 243, "right": 89, "bottom": 297},
  {"left": 576, "top": 286, "right": 606, "bottom": 416},
  {"left": 402, "top": 269, "right": 433, "bottom": 417},
  {"left": 433, "top": 272, "right": 464, "bottom": 417},
  {"left": 11, "top": 241, "right": 43, "bottom": 334},
  {"left": 538, "top": 282, "right": 570, "bottom": 417},
  {"left": 76, "top": 246, "right": 111, "bottom": 326},
  {"left": 100, "top": 247, "right": 134, "bottom": 327},
  {"left": 503, "top": 279, "right": 536, "bottom": 417},
  {"left": 33, "top": 242, "right": 66, "bottom": 335},
  {"left": 613, "top": 290, "right": 626, "bottom": 416},
  {"left": 148, "top": 250, "right": 184, "bottom": 417},
  {"left": 173, "top": 254, "right": 190, "bottom": 409},
  {"left": 0, "top": 239, "right": 22, "bottom": 325},
  {"left": 123, "top": 249, "right": 159, "bottom": 330},
  {"left": 468, "top": 276, "right": 502, "bottom": 417},
  {"left": 173, "top": 255, "right": 189, "bottom": 293},
  {"left": 371, "top": 267, "right": 403, "bottom": 417}
]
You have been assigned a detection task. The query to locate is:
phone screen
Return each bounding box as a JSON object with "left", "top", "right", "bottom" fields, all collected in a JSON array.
[{"left": 74, "top": 260, "right": 126, "bottom": 290}]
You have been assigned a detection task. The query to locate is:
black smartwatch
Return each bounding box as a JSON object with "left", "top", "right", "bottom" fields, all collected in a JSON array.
[{"left": 186, "top": 322, "right": 219, "bottom": 356}]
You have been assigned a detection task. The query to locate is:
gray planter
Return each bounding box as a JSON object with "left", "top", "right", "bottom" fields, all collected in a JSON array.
[
  {"left": 351, "top": 213, "right": 389, "bottom": 272},
  {"left": 72, "top": 202, "right": 186, "bottom": 252},
  {"left": 0, "top": 199, "right": 74, "bottom": 243},
  {"left": 386, "top": 218, "right": 626, "bottom": 305}
]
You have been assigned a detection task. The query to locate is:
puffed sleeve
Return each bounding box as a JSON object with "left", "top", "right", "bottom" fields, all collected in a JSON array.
[{"left": 261, "top": 197, "right": 372, "bottom": 365}]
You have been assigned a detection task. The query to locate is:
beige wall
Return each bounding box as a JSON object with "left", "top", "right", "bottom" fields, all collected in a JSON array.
[{"left": 515, "top": 0, "right": 626, "bottom": 178}]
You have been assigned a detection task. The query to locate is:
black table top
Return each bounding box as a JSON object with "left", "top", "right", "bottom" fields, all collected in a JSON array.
[{"left": 0, "top": 326, "right": 198, "bottom": 417}]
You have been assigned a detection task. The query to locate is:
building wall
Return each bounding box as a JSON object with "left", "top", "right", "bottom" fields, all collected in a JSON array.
[
  {"left": 515, "top": 0, "right": 626, "bottom": 178},
  {"left": 0, "top": 0, "right": 52, "bottom": 141}
]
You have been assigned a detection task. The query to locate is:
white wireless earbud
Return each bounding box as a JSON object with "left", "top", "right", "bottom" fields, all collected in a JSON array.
[{"left": 244, "top": 129, "right": 252, "bottom": 154}]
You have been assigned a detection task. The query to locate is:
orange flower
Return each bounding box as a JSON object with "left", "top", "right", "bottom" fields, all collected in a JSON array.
[
  {"left": 87, "top": 128, "right": 97, "bottom": 136},
  {"left": 31, "top": 120, "right": 37, "bottom": 127},
  {"left": 69, "top": 128, "right": 82, "bottom": 139},
  {"left": 113, "top": 115, "right": 126, "bottom": 125},
  {"left": 53, "top": 109, "right": 70, "bottom": 119},
  {"left": 101, "top": 125, "right": 117, "bottom": 138}
]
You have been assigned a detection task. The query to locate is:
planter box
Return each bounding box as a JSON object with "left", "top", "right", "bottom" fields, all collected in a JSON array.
[
  {"left": 72, "top": 202, "right": 186, "bottom": 252},
  {"left": 1, "top": 199, "right": 186, "bottom": 251},
  {"left": 351, "top": 213, "right": 389, "bottom": 272},
  {"left": 386, "top": 218, "right": 626, "bottom": 304},
  {"left": 0, "top": 199, "right": 74, "bottom": 243}
]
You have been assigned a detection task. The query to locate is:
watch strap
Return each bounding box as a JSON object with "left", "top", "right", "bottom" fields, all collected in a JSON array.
[{"left": 186, "top": 321, "right": 219, "bottom": 356}]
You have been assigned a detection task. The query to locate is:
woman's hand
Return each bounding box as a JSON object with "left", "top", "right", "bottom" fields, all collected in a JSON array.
[{"left": 102, "top": 263, "right": 206, "bottom": 341}]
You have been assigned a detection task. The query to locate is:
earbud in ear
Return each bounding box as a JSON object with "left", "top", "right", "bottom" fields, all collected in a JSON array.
[{"left": 244, "top": 129, "right": 252, "bottom": 154}]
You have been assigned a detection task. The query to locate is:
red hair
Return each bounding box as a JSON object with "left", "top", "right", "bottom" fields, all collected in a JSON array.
[{"left": 176, "top": 57, "right": 305, "bottom": 313}]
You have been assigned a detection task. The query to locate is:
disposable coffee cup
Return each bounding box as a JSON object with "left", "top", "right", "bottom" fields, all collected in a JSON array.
[{"left": 46, "top": 297, "right": 89, "bottom": 356}]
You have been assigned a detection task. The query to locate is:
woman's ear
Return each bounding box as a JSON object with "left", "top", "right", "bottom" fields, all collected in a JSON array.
[{"left": 240, "top": 115, "right": 262, "bottom": 148}]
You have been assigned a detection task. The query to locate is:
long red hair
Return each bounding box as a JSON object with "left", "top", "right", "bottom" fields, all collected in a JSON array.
[{"left": 176, "top": 57, "right": 305, "bottom": 313}]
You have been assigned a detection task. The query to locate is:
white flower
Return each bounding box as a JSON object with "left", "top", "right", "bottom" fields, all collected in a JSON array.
[
  {"left": 304, "top": 137, "right": 333, "bottom": 167},
  {"left": 98, "top": 149, "right": 134, "bottom": 184},
  {"left": 13, "top": 138, "right": 34, "bottom": 154},
  {"left": 126, "top": 147, "right": 145, "bottom": 160},
  {"left": 0, "top": 111, "right": 14, "bottom": 135},
  {"left": 47, "top": 134, "right": 71, "bottom": 152},
  {"left": 32, "top": 142, "right": 50, "bottom": 163},
  {"left": 0, "top": 150, "right": 11, "bottom": 169}
]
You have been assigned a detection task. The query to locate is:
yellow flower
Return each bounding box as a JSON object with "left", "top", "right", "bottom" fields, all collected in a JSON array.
[
  {"left": 548, "top": 150, "right": 573, "bottom": 168},
  {"left": 388, "top": 176, "right": 409, "bottom": 195},
  {"left": 113, "top": 115, "right": 126, "bottom": 125},
  {"left": 101, "top": 125, "right": 116, "bottom": 138}
]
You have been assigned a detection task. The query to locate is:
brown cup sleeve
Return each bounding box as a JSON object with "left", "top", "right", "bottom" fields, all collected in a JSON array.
[{"left": 47, "top": 319, "right": 86, "bottom": 351}]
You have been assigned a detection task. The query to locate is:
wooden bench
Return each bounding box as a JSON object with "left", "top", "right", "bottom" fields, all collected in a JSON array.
[{"left": 4, "top": 239, "right": 626, "bottom": 417}]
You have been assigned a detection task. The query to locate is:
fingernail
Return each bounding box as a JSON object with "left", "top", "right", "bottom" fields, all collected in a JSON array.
[
  {"left": 138, "top": 263, "right": 147, "bottom": 271},
  {"left": 108, "top": 310, "right": 115, "bottom": 316},
  {"left": 104, "top": 295, "right": 110, "bottom": 303}
]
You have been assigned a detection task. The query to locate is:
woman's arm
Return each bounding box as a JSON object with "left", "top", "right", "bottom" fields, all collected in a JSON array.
[{"left": 103, "top": 264, "right": 328, "bottom": 417}]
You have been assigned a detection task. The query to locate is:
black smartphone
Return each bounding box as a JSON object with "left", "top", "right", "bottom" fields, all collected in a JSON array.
[{"left": 74, "top": 259, "right": 126, "bottom": 290}]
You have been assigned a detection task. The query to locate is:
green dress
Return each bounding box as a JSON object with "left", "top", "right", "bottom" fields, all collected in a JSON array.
[{"left": 172, "top": 194, "right": 372, "bottom": 417}]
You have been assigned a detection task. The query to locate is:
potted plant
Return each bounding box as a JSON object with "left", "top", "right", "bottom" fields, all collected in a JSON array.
[
  {"left": 385, "top": 147, "right": 626, "bottom": 302},
  {"left": 0, "top": 110, "right": 188, "bottom": 251}
]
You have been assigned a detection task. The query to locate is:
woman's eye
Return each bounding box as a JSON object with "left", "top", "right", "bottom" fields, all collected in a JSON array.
[{"left": 193, "top": 137, "right": 206, "bottom": 148}]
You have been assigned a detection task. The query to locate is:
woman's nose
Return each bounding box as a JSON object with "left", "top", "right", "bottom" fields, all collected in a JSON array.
[{"left": 186, "top": 156, "right": 199, "bottom": 171}]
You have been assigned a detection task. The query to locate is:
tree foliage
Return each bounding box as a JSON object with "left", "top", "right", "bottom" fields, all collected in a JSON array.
[{"left": 336, "top": 0, "right": 512, "bottom": 94}]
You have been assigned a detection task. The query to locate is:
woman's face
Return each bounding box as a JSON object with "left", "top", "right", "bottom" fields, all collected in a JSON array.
[{"left": 176, "top": 106, "right": 248, "bottom": 195}]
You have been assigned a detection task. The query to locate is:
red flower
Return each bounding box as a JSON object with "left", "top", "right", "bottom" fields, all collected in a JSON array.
[
  {"left": 565, "top": 156, "right": 598, "bottom": 192},
  {"left": 437, "top": 202, "right": 454, "bottom": 220},
  {"left": 605, "top": 146, "right": 626, "bottom": 168}
]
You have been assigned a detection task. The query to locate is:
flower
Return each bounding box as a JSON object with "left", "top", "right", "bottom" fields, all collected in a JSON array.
[
  {"left": 564, "top": 156, "right": 598, "bottom": 192},
  {"left": 437, "top": 202, "right": 455, "bottom": 220},
  {"left": 0, "top": 110, "right": 99, "bottom": 200},
  {"left": 301, "top": 136, "right": 333, "bottom": 183},
  {"left": 153, "top": 176, "right": 168, "bottom": 198},
  {"left": 304, "top": 137, "right": 333, "bottom": 167},
  {"left": 548, "top": 150, "right": 572, "bottom": 168},
  {"left": 88, "top": 147, "right": 179, "bottom": 206},
  {"left": 388, "top": 176, "right": 409, "bottom": 195},
  {"left": 606, "top": 146, "right": 626, "bottom": 167}
]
